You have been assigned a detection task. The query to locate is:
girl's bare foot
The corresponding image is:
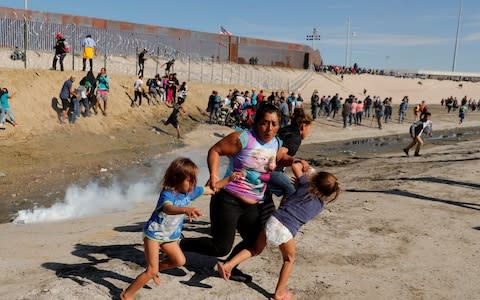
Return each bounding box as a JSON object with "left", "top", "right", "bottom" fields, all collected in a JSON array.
[
  {"left": 152, "top": 273, "right": 161, "bottom": 285},
  {"left": 271, "top": 289, "right": 294, "bottom": 300}
]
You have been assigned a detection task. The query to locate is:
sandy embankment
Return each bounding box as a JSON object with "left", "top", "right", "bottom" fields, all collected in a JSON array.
[{"left": 0, "top": 65, "right": 479, "bottom": 299}]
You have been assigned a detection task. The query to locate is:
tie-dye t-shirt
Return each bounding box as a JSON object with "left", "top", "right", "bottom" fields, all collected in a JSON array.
[
  {"left": 144, "top": 186, "right": 204, "bottom": 242},
  {"left": 223, "top": 130, "right": 279, "bottom": 203}
]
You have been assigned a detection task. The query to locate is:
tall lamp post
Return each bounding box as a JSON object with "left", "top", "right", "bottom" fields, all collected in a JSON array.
[
  {"left": 306, "top": 27, "right": 321, "bottom": 50},
  {"left": 452, "top": 0, "right": 463, "bottom": 72},
  {"left": 306, "top": 28, "right": 320, "bottom": 69}
]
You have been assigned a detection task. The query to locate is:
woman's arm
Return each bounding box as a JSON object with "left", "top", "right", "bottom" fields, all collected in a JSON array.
[
  {"left": 276, "top": 147, "right": 295, "bottom": 167},
  {"left": 207, "top": 131, "right": 242, "bottom": 191}
]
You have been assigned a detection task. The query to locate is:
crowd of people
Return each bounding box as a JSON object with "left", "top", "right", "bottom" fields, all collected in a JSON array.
[{"left": 57, "top": 68, "right": 110, "bottom": 123}]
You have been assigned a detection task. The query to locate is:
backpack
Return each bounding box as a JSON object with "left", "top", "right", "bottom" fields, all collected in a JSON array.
[
  {"left": 146, "top": 78, "right": 153, "bottom": 87},
  {"left": 63, "top": 41, "right": 71, "bottom": 53}
]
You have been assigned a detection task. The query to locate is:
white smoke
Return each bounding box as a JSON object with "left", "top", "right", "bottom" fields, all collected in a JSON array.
[
  {"left": 12, "top": 148, "right": 215, "bottom": 224},
  {"left": 13, "top": 179, "right": 157, "bottom": 224}
]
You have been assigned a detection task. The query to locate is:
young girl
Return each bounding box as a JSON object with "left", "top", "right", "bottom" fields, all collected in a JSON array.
[
  {"left": 121, "top": 157, "right": 241, "bottom": 300},
  {"left": 217, "top": 161, "right": 340, "bottom": 300}
]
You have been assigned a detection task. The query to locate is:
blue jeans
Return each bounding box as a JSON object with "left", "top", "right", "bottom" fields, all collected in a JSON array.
[
  {"left": 267, "top": 171, "right": 295, "bottom": 197},
  {"left": 0, "top": 108, "right": 15, "bottom": 125},
  {"left": 69, "top": 98, "right": 80, "bottom": 123}
]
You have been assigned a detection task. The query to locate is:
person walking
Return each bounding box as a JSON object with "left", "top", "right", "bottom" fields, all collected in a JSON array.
[
  {"left": 310, "top": 90, "right": 320, "bottom": 120},
  {"left": 0, "top": 87, "right": 18, "bottom": 129},
  {"left": 403, "top": 112, "right": 433, "bottom": 157},
  {"left": 217, "top": 162, "right": 340, "bottom": 300},
  {"left": 81, "top": 34, "right": 96, "bottom": 72}
]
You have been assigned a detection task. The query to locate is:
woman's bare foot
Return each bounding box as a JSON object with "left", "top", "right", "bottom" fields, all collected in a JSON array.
[{"left": 152, "top": 273, "right": 161, "bottom": 285}]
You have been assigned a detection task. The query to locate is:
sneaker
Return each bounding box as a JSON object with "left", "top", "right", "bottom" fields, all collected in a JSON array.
[
  {"left": 403, "top": 148, "right": 409, "bottom": 156},
  {"left": 414, "top": 153, "right": 421, "bottom": 157}
]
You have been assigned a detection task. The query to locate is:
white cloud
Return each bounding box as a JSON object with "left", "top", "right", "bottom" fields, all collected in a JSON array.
[
  {"left": 319, "top": 33, "right": 449, "bottom": 47},
  {"left": 463, "top": 32, "right": 480, "bottom": 41}
]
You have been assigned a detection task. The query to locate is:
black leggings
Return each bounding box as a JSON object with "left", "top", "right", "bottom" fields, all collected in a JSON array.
[{"left": 180, "top": 189, "right": 262, "bottom": 258}]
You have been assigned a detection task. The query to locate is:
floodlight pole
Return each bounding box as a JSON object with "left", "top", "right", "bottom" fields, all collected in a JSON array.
[
  {"left": 345, "top": 17, "right": 350, "bottom": 67},
  {"left": 306, "top": 27, "right": 321, "bottom": 50},
  {"left": 452, "top": 0, "right": 463, "bottom": 72}
]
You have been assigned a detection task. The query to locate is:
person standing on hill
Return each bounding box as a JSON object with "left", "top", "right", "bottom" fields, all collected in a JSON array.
[
  {"left": 59, "top": 76, "right": 75, "bottom": 123},
  {"left": 138, "top": 48, "right": 148, "bottom": 77},
  {"left": 95, "top": 68, "right": 109, "bottom": 116},
  {"left": 81, "top": 34, "right": 96, "bottom": 72},
  {"left": 133, "top": 75, "right": 144, "bottom": 107},
  {"left": 403, "top": 112, "right": 432, "bottom": 157},
  {"left": 52, "top": 32, "right": 68, "bottom": 71}
]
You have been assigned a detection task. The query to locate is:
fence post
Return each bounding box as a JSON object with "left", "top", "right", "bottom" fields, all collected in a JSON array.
[
  {"left": 221, "top": 62, "right": 224, "bottom": 84},
  {"left": 200, "top": 57, "right": 203, "bottom": 83},
  {"left": 211, "top": 58, "right": 214, "bottom": 82},
  {"left": 135, "top": 46, "right": 138, "bottom": 75},
  {"left": 23, "top": 17, "right": 28, "bottom": 69},
  {"left": 104, "top": 50, "right": 107, "bottom": 70},
  {"left": 156, "top": 46, "right": 159, "bottom": 75},
  {"left": 230, "top": 63, "right": 233, "bottom": 84},
  {"left": 188, "top": 55, "right": 191, "bottom": 82},
  {"left": 71, "top": 25, "right": 75, "bottom": 70}
]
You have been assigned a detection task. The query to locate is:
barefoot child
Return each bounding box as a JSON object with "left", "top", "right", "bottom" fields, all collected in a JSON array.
[
  {"left": 217, "top": 161, "right": 340, "bottom": 300},
  {"left": 0, "top": 87, "right": 18, "bottom": 129},
  {"left": 121, "top": 157, "right": 241, "bottom": 300}
]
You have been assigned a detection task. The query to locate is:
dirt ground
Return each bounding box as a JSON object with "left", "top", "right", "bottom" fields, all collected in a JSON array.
[{"left": 1, "top": 68, "right": 480, "bottom": 299}]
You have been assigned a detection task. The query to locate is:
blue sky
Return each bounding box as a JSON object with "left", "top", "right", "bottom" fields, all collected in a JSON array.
[{"left": 3, "top": 0, "right": 480, "bottom": 72}]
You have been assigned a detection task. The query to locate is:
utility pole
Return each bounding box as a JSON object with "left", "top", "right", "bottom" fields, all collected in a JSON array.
[
  {"left": 306, "top": 27, "right": 320, "bottom": 50},
  {"left": 452, "top": 0, "right": 463, "bottom": 72},
  {"left": 345, "top": 17, "right": 350, "bottom": 67}
]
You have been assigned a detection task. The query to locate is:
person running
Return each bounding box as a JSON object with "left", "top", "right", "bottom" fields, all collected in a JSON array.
[
  {"left": 180, "top": 104, "right": 292, "bottom": 283},
  {"left": 0, "top": 87, "right": 18, "bottom": 128},
  {"left": 403, "top": 112, "right": 433, "bottom": 157},
  {"left": 81, "top": 34, "right": 96, "bottom": 72},
  {"left": 51, "top": 32, "right": 68, "bottom": 71},
  {"left": 163, "top": 98, "right": 186, "bottom": 138},
  {"left": 120, "top": 157, "right": 241, "bottom": 300},
  {"left": 217, "top": 161, "right": 340, "bottom": 300}
]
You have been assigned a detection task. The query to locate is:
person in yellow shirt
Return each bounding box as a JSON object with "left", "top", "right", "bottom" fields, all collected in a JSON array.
[{"left": 81, "top": 34, "right": 96, "bottom": 71}]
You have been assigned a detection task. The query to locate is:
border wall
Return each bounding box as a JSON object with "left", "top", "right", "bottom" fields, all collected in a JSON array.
[{"left": 0, "top": 7, "right": 322, "bottom": 69}]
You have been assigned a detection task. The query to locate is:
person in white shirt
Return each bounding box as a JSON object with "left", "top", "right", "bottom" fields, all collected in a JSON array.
[
  {"left": 403, "top": 112, "right": 433, "bottom": 157},
  {"left": 133, "top": 76, "right": 144, "bottom": 107}
]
